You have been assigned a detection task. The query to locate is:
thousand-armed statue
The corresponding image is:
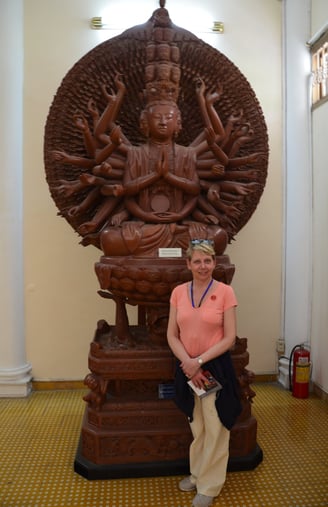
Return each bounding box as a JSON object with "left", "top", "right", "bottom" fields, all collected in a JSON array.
[{"left": 44, "top": 0, "right": 268, "bottom": 477}]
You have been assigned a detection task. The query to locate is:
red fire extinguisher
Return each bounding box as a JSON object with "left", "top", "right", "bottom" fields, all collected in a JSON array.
[{"left": 290, "top": 345, "right": 311, "bottom": 398}]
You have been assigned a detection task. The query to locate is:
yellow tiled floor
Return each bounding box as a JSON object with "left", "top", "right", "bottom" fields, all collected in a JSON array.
[{"left": 0, "top": 383, "right": 327, "bottom": 507}]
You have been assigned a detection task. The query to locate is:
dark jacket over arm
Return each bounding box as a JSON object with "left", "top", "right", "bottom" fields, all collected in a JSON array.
[{"left": 174, "top": 351, "right": 242, "bottom": 430}]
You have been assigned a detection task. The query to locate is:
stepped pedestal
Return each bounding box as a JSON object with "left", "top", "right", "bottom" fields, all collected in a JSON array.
[
  {"left": 75, "top": 255, "right": 262, "bottom": 479},
  {"left": 74, "top": 327, "right": 262, "bottom": 479}
]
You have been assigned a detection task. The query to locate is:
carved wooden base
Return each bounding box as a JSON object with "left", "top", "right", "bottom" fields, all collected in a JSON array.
[
  {"left": 74, "top": 441, "right": 263, "bottom": 480},
  {"left": 80, "top": 397, "right": 192, "bottom": 465},
  {"left": 74, "top": 327, "right": 263, "bottom": 479}
]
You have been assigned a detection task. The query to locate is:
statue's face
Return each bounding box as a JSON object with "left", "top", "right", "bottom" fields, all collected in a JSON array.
[{"left": 147, "top": 103, "right": 178, "bottom": 141}]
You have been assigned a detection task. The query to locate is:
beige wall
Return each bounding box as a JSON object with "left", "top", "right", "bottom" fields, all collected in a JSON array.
[{"left": 24, "top": 0, "right": 283, "bottom": 379}]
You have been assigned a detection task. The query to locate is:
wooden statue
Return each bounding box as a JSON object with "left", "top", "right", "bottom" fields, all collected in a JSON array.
[{"left": 44, "top": 0, "right": 268, "bottom": 478}]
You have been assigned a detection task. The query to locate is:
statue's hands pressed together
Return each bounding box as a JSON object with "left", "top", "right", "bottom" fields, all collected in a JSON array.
[{"left": 158, "top": 148, "right": 169, "bottom": 178}]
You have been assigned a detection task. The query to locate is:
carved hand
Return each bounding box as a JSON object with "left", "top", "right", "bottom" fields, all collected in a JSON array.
[
  {"left": 109, "top": 125, "right": 123, "bottom": 145},
  {"left": 206, "top": 82, "right": 223, "bottom": 105},
  {"left": 73, "top": 113, "right": 89, "bottom": 132},
  {"left": 195, "top": 76, "right": 206, "bottom": 96}
]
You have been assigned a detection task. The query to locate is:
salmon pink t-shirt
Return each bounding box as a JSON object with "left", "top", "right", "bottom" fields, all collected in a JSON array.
[{"left": 170, "top": 281, "right": 237, "bottom": 358}]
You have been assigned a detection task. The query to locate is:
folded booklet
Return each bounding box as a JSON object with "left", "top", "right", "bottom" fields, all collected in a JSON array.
[{"left": 188, "top": 370, "right": 223, "bottom": 398}]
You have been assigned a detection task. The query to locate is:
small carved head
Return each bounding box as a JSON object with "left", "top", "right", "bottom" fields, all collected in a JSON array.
[{"left": 139, "top": 100, "right": 182, "bottom": 139}]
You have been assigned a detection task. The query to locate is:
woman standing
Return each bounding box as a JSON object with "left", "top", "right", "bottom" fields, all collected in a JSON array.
[{"left": 167, "top": 239, "right": 241, "bottom": 507}]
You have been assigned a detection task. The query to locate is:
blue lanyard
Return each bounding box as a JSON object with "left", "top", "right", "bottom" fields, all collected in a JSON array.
[{"left": 190, "top": 279, "right": 214, "bottom": 308}]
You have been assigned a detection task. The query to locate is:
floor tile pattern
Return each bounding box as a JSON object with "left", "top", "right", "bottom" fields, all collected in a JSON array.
[{"left": 0, "top": 384, "right": 327, "bottom": 507}]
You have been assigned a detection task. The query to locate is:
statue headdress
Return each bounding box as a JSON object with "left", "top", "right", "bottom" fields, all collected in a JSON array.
[{"left": 143, "top": 1, "right": 181, "bottom": 105}]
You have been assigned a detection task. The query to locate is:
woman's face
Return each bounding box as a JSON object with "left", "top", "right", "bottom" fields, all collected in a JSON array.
[{"left": 187, "top": 250, "right": 215, "bottom": 282}]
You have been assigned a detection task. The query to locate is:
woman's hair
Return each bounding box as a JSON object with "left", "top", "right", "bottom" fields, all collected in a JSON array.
[{"left": 186, "top": 239, "right": 215, "bottom": 259}]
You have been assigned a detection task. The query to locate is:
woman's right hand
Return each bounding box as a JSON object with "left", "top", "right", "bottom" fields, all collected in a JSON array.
[{"left": 180, "top": 357, "right": 201, "bottom": 380}]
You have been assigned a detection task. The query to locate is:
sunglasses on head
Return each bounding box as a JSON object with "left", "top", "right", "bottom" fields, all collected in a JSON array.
[{"left": 190, "top": 239, "right": 214, "bottom": 246}]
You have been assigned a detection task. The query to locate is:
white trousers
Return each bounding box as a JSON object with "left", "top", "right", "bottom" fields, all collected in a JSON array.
[{"left": 189, "top": 391, "right": 230, "bottom": 497}]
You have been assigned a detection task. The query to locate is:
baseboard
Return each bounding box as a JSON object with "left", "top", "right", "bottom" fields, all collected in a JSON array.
[
  {"left": 312, "top": 382, "right": 328, "bottom": 402},
  {"left": 32, "top": 380, "right": 85, "bottom": 391},
  {"left": 32, "top": 374, "right": 277, "bottom": 391},
  {"left": 254, "top": 374, "right": 278, "bottom": 383}
]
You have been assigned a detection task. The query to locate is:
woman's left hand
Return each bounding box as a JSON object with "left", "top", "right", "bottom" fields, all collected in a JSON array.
[{"left": 190, "top": 369, "right": 210, "bottom": 389}]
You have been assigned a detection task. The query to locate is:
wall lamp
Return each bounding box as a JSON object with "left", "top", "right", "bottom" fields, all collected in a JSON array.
[{"left": 90, "top": 16, "right": 224, "bottom": 33}]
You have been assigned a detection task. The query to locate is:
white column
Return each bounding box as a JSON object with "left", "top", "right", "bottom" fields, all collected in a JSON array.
[
  {"left": 279, "top": 0, "right": 312, "bottom": 386},
  {"left": 0, "top": 0, "right": 32, "bottom": 396}
]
